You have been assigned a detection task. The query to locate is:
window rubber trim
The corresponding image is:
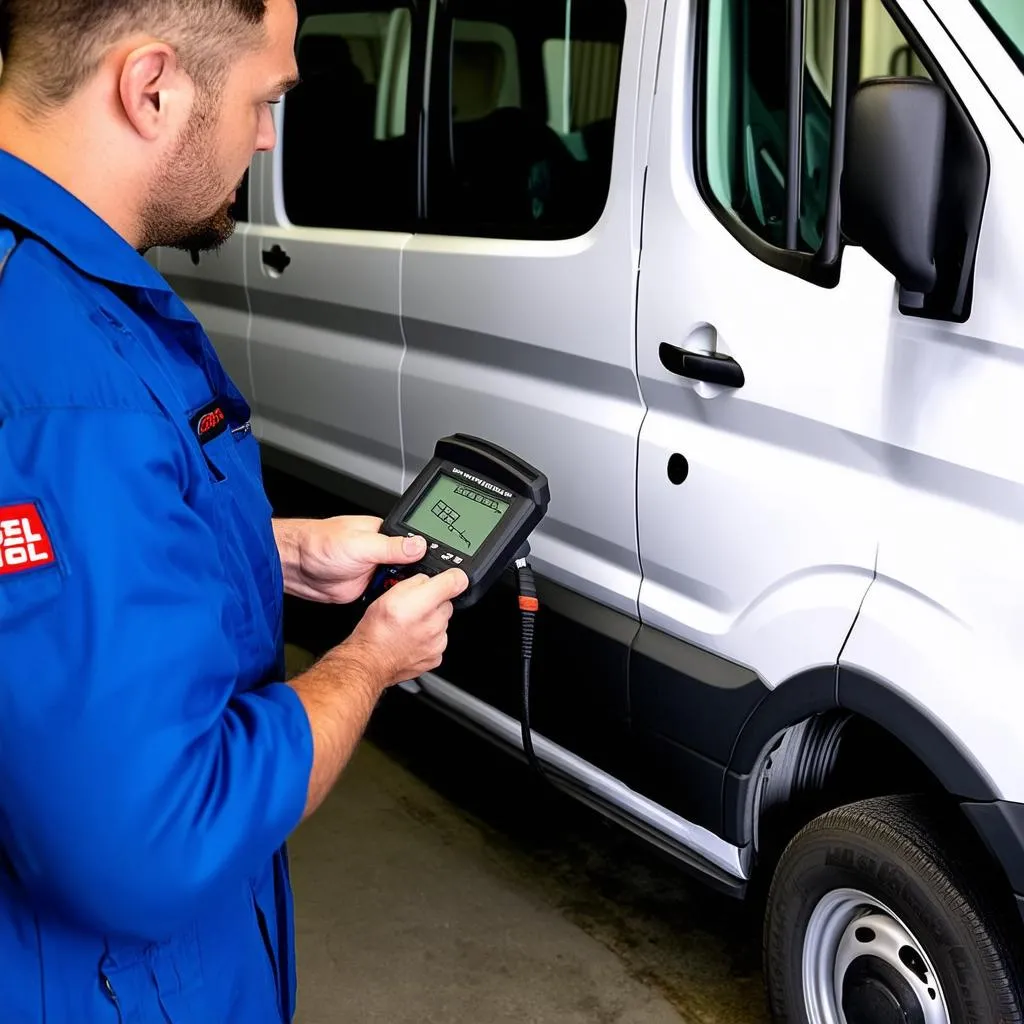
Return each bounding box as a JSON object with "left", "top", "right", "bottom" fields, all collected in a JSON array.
[
  {"left": 785, "top": 0, "right": 806, "bottom": 249},
  {"left": 814, "top": 0, "right": 851, "bottom": 267}
]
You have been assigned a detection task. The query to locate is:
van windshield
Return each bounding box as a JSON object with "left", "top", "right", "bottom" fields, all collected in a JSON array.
[{"left": 971, "top": 0, "right": 1024, "bottom": 72}]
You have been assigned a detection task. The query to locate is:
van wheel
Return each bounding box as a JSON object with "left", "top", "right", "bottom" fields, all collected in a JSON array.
[{"left": 763, "top": 795, "right": 1024, "bottom": 1024}]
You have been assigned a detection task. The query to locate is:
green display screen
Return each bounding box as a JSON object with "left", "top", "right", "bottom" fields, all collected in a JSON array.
[{"left": 405, "top": 473, "right": 511, "bottom": 556}]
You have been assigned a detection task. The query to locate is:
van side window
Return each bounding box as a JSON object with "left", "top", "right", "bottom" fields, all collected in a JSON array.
[
  {"left": 700, "top": 0, "right": 930, "bottom": 270},
  {"left": 427, "top": 0, "right": 627, "bottom": 240},
  {"left": 702, "top": 0, "right": 791, "bottom": 249},
  {"left": 283, "top": 1, "right": 418, "bottom": 231}
]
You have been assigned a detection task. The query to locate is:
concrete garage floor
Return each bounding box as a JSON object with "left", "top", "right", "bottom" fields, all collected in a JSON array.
[{"left": 285, "top": 647, "right": 772, "bottom": 1024}]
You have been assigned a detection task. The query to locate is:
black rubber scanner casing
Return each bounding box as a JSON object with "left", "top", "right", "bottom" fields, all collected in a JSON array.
[{"left": 368, "top": 434, "right": 550, "bottom": 610}]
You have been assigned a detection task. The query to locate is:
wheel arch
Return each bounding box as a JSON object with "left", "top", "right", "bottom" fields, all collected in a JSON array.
[
  {"left": 723, "top": 665, "right": 1013, "bottom": 902},
  {"left": 835, "top": 666, "right": 999, "bottom": 801}
]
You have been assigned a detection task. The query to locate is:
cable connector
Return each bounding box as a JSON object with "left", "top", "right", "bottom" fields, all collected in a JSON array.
[
  {"left": 516, "top": 557, "right": 539, "bottom": 615},
  {"left": 516, "top": 561, "right": 537, "bottom": 658}
]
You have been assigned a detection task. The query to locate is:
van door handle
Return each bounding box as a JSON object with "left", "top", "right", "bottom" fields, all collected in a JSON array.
[
  {"left": 262, "top": 244, "right": 291, "bottom": 274},
  {"left": 659, "top": 343, "right": 745, "bottom": 389}
]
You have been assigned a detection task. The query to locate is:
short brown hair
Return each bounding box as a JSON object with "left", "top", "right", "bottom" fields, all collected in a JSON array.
[{"left": 0, "top": 0, "right": 269, "bottom": 110}]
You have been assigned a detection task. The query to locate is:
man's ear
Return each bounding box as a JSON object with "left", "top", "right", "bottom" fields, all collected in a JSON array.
[{"left": 119, "top": 43, "right": 192, "bottom": 141}]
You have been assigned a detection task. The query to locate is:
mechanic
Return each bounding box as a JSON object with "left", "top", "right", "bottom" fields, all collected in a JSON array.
[{"left": 0, "top": 1, "right": 469, "bottom": 1021}]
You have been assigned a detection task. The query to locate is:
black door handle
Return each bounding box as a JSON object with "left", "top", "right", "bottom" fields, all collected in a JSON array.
[
  {"left": 659, "top": 343, "right": 745, "bottom": 389},
  {"left": 262, "top": 244, "right": 291, "bottom": 274}
]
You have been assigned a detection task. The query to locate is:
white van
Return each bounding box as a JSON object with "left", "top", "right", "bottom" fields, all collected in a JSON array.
[{"left": 153, "top": 0, "right": 1024, "bottom": 1017}]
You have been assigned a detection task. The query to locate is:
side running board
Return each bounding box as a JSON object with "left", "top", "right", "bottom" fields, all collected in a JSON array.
[{"left": 406, "top": 673, "right": 751, "bottom": 896}]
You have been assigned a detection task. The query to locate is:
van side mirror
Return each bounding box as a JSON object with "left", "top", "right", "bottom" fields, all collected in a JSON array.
[
  {"left": 841, "top": 79, "right": 946, "bottom": 296},
  {"left": 841, "top": 77, "right": 988, "bottom": 323}
]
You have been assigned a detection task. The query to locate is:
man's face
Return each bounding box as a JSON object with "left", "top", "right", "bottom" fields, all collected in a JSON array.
[{"left": 139, "top": 0, "right": 300, "bottom": 252}]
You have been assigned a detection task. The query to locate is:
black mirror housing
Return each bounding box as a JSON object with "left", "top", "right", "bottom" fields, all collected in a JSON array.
[
  {"left": 841, "top": 75, "right": 988, "bottom": 323},
  {"left": 841, "top": 79, "right": 947, "bottom": 296}
]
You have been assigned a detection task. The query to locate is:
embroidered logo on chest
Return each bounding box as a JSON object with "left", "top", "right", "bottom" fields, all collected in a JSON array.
[
  {"left": 0, "top": 504, "right": 55, "bottom": 575},
  {"left": 190, "top": 400, "right": 229, "bottom": 445}
]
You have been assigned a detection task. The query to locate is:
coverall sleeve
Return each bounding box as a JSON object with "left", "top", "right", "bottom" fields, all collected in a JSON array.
[{"left": 0, "top": 407, "right": 314, "bottom": 942}]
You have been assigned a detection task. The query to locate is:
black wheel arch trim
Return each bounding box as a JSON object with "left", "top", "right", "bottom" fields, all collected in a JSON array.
[
  {"left": 722, "top": 667, "right": 839, "bottom": 847},
  {"left": 646, "top": 659, "right": 1024, "bottom": 916},
  {"left": 728, "top": 665, "right": 998, "bottom": 802},
  {"left": 726, "top": 666, "right": 1018, "bottom": 899},
  {"left": 835, "top": 667, "right": 998, "bottom": 802},
  {"left": 839, "top": 672, "right": 1024, "bottom": 916},
  {"left": 727, "top": 666, "right": 839, "bottom": 776}
]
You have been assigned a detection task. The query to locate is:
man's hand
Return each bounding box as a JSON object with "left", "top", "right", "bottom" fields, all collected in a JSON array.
[
  {"left": 274, "top": 515, "right": 429, "bottom": 604},
  {"left": 289, "top": 567, "right": 469, "bottom": 818},
  {"left": 346, "top": 567, "right": 470, "bottom": 686}
]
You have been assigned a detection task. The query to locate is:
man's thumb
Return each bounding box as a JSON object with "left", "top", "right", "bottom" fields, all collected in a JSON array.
[{"left": 395, "top": 534, "right": 428, "bottom": 562}]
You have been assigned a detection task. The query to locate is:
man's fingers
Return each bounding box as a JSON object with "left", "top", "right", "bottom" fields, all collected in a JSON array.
[
  {"left": 384, "top": 568, "right": 467, "bottom": 618},
  {"left": 429, "top": 604, "right": 454, "bottom": 631},
  {"left": 426, "top": 568, "right": 470, "bottom": 602},
  {"left": 388, "top": 572, "right": 430, "bottom": 593}
]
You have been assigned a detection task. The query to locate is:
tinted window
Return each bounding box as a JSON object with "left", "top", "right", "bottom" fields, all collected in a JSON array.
[
  {"left": 283, "top": 1, "right": 418, "bottom": 230},
  {"left": 703, "top": 0, "right": 791, "bottom": 249},
  {"left": 429, "top": 0, "right": 626, "bottom": 240}
]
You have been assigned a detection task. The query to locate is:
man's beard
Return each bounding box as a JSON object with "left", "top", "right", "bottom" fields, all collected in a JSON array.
[{"left": 137, "top": 94, "right": 239, "bottom": 254}]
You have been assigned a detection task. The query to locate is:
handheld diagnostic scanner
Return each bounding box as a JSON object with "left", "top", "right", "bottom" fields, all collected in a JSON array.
[{"left": 367, "top": 435, "right": 550, "bottom": 609}]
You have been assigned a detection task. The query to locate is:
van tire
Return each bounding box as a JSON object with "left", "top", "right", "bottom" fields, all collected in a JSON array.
[{"left": 763, "top": 795, "right": 1024, "bottom": 1024}]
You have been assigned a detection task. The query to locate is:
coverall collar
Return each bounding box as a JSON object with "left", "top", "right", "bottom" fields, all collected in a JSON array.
[{"left": 0, "top": 147, "right": 174, "bottom": 295}]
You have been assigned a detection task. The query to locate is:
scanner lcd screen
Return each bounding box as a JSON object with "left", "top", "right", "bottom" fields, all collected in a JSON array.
[{"left": 404, "top": 473, "right": 511, "bottom": 556}]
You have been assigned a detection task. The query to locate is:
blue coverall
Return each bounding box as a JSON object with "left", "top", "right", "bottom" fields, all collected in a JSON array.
[{"left": 0, "top": 149, "right": 315, "bottom": 1021}]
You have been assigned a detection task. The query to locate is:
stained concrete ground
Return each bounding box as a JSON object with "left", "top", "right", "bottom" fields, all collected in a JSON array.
[{"left": 285, "top": 646, "right": 772, "bottom": 1024}]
